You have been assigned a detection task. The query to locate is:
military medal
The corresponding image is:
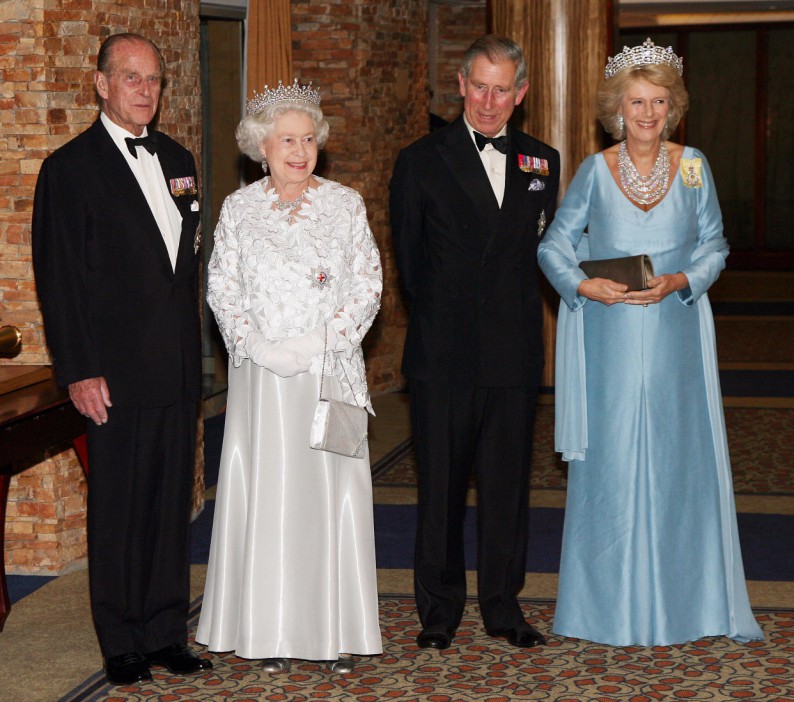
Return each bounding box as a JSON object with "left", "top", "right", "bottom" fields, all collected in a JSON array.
[
  {"left": 193, "top": 223, "right": 202, "bottom": 254},
  {"left": 518, "top": 154, "right": 549, "bottom": 176},
  {"left": 537, "top": 209, "right": 547, "bottom": 238},
  {"left": 170, "top": 176, "right": 197, "bottom": 196}
]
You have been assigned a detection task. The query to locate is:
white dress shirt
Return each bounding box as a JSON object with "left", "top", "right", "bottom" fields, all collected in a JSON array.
[
  {"left": 464, "top": 115, "right": 507, "bottom": 207},
  {"left": 101, "top": 113, "right": 182, "bottom": 270}
]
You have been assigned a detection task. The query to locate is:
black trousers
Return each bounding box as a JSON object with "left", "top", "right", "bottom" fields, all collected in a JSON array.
[
  {"left": 410, "top": 380, "right": 538, "bottom": 632},
  {"left": 86, "top": 398, "right": 197, "bottom": 658}
]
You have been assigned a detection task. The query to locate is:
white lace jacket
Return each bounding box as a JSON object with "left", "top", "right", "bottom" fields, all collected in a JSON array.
[{"left": 207, "top": 177, "right": 382, "bottom": 412}]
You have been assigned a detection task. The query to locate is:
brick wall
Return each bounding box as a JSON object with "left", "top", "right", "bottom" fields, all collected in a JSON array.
[
  {"left": 431, "top": 2, "right": 488, "bottom": 123},
  {"left": 1, "top": 0, "right": 201, "bottom": 574},
  {"left": 1, "top": 1, "right": 202, "bottom": 369},
  {"left": 291, "top": 0, "right": 429, "bottom": 394},
  {"left": 4, "top": 452, "right": 87, "bottom": 573}
]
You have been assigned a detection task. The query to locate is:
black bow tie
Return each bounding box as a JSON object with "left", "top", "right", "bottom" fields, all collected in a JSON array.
[
  {"left": 125, "top": 134, "right": 158, "bottom": 158},
  {"left": 473, "top": 131, "right": 508, "bottom": 154}
]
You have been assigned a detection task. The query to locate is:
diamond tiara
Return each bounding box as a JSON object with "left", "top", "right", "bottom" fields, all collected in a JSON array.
[
  {"left": 604, "top": 38, "right": 683, "bottom": 80},
  {"left": 246, "top": 78, "right": 321, "bottom": 115}
]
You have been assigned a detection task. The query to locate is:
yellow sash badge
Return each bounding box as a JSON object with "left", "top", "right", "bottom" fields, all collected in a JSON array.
[{"left": 680, "top": 158, "right": 702, "bottom": 188}]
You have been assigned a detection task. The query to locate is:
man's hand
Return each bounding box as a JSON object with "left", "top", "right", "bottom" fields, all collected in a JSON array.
[{"left": 69, "top": 376, "right": 112, "bottom": 425}]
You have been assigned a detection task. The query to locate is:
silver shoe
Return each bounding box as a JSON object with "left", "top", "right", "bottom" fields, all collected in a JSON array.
[
  {"left": 261, "top": 657, "right": 290, "bottom": 673},
  {"left": 327, "top": 656, "right": 355, "bottom": 674}
]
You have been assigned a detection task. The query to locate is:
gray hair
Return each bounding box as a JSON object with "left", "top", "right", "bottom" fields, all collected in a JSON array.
[
  {"left": 459, "top": 34, "right": 528, "bottom": 89},
  {"left": 236, "top": 101, "right": 329, "bottom": 162}
]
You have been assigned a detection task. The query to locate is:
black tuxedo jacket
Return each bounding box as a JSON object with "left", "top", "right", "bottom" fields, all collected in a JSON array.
[
  {"left": 32, "top": 118, "right": 202, "bottom": 407},
  {"left": 390, "top": 116, "right": 560, "bottom": 386}
]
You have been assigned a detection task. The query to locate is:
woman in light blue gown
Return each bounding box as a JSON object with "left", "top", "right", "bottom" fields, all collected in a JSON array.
[{"left": 537, "top": 39, "right": 762, "bottom": 646}]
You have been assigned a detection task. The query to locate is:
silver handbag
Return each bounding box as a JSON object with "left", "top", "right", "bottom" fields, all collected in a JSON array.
[{"left": 309, "top": 327, "right": 368, "bottom": 459}]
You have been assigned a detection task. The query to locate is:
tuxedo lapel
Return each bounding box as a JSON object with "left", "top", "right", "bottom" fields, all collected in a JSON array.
[
  {"left": 437, "top": 118, "right": 501, "bottom": 224},
  {"left": 502, "top": 132, "right": 534, "bottom": 213},
  {"left": 479, "top": 127, "right": 533, "bottom": 259},
  {"left": 87, "top": 121, "right": 176, "bottom": 277},
  {"left": 157, "top": 141, "right": 199, "bottom": 273}
]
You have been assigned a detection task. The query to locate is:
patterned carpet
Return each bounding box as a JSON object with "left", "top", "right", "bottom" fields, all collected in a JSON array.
[
  {"left": 57, "top": 397, "right": 794, "bottom": 701},
  {"left": 38, "top": 274, "right": 794, "bottom": 700},
  {"left": 715, "top": 317, "right": 794, "bottom": 364},
  {"left": 60, "top": 597, "right": 794, "bottom": 702},
  {"left": 372, "top": 405, "right": 794, "bottom": 495}
]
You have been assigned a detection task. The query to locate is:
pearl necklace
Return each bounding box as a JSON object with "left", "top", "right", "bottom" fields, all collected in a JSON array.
[{"left": 618, "top": 140, "right": 670, "bottom": 206}]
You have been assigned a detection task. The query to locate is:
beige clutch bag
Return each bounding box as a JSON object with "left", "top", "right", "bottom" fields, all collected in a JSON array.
[{"left": 579, "top": 254, "right": 655, "bottom": 291}]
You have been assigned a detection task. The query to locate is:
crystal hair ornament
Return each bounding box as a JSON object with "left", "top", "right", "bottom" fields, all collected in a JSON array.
[
  {"left": 246, "top": 78, "right": 321, "bottom": 115},
  {"left": 604, "top": 38, "right": 683, "bottom": 80}
]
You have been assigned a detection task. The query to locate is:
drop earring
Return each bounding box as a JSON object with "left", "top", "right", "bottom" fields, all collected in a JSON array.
[
  {"left": 617, "top": 114, "right": 624, "bottom": 134},
  {"left": 261, "top": 160, "right": 268, "bottom": 175}
]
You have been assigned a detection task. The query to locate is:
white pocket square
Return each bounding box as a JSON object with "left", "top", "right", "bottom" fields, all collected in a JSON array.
[
  {"left": 528, "top": 179, "right": 545, "bottom": 191},
  {"left": 190, "top": 200, "right": 200, "bottom": 211}
]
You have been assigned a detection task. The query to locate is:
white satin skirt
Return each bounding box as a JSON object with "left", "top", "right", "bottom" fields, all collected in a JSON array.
[{"left": 195, "top": 360, "right": 382, "bottom": 660}]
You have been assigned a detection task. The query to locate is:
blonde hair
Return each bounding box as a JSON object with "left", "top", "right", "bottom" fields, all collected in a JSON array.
[
  {"left": 596, "top": 63, "right": 689, "bottom": 140},
  {"left": 235, "top": 101, "right": 329, "bottom": 162}
]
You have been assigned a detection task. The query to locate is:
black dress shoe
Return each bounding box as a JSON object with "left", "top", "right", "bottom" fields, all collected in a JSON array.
[
  {"left": 105, "top": 652, "right": 152, "bottom": 685},
  {"left": 417, "top": 628, "right": 454, "bottom": 650},
  {"left": 145, "top": 644, "right": 213, "bottom": 675},
  {"left": 486, "top": 624, "right": 546, "bottom": 648}
]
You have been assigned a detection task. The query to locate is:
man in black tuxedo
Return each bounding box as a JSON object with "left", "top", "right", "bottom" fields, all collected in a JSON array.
[
  {"left": 390, "top": 35, "right": 560, "bottom": 651},
  {"left": 32, "top": 34, "right": 212, "bottom": 684}
]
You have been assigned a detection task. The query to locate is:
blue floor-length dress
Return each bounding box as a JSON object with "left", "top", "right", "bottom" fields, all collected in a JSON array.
[{"left": 538, "top": 147, "right": 763, "bottom": 646}]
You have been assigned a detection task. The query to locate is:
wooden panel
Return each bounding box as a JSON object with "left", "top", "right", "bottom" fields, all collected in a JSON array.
[
  {"left": 0, "top": 366, "right": 52, "bottom": 396},
  {"left": 492, "top": 0, "right": 612, "bottom": 387}
]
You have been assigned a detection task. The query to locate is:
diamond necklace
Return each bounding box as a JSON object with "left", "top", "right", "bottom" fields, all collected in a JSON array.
[
  {"left": 265, "top": 178, "right": 307, "bottom": 211},
  {"left": 274, "top": 192, "right": 306, "bottom": 211},
  {"left": 618, "top": 140, "right": 670, "bottom": 206}
]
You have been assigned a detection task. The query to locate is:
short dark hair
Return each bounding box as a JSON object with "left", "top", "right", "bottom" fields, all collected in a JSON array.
[
  {"left": 97, "top": 33, "right": 165, "bottom": 76},
  {"left": 459, "top": 34, "right": 528, "bottom": 89}
]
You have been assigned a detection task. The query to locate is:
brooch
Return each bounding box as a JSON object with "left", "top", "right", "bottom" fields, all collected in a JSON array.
[
  {"left": 307, "top": 267, "right": 333, "bottom": 289},
  {"left": 518, "top": 154, "right": 549, "bottom": 176},
  {"left": 537, "top": 209, "right": 547, "bottom": 238},
  {"left": 680, "top": 158, "right": 702, "bottom": 188},
  {"left": 528, "top": 178, "right": 545, "bottom": 191},
  {"left": 170, "top": 176, "right": 197, "bottom": 196}
]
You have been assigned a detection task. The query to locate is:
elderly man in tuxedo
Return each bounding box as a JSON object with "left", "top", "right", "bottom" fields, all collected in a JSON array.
[
  {"left": 390, "top": 34, "right": 560, "bottom": 651},
  {"left": 32, "top": 33, "right": 212, "bottom": 684}
]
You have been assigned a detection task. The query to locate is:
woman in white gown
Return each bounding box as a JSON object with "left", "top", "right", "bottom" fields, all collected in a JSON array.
[{"left": 195, "top": 80, "right": 383, "bottom": 673}]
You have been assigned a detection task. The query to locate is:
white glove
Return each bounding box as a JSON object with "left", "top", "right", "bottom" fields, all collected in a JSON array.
[
  {"left": 278, "top": 326, "right": 327, "bottom": 359},
  {"left": 244, "top": 332, "right": 310, "bottom": 377}
]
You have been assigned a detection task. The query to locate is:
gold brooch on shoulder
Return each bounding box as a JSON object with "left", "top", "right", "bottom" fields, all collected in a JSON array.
[{"left": 680, "top": 158, "right": 702, "bottom": 188}]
